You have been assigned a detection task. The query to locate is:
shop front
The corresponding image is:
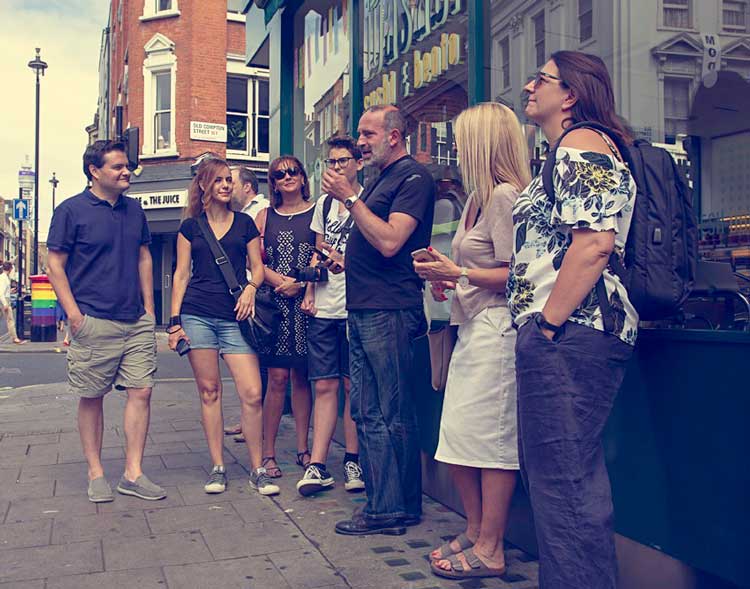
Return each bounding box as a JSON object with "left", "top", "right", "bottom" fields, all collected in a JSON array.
[{"left": 247, "top": 1, "right": 750, "bottom": 586}]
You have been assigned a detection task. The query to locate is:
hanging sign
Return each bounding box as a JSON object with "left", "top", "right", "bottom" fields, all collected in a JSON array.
[{"left": 701, "top": 33, "right": 721, "bottom": 88}]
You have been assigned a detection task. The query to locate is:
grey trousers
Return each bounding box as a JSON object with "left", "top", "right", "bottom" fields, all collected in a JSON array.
[{"left": 515, "top": 315, "right": 633, "bottom": 589}]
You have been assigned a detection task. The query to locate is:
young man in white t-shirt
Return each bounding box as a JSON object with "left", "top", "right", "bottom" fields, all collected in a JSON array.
[{"left": 298, "top": 136, "right": 365, "bottom": 496}]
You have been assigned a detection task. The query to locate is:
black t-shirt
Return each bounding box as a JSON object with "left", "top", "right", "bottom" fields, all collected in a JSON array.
[
  {"left": 179, "top": 213, "right": 260, "bottom": 321},
  {"left": 345, "top": 156, "right": 436, "bottom": 310}
]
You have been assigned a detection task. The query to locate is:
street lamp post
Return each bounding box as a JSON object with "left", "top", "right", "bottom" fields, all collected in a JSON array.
[
  {"left": 28, "top": 47, "right": 48, "bottom": 276},
  {"left": 49, "top": 172, "right": 59, "bottom": 211}
]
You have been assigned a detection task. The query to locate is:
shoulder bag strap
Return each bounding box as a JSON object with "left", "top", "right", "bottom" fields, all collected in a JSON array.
[{"left": 195, "top": 215, "right": 244, "bottom": 303}]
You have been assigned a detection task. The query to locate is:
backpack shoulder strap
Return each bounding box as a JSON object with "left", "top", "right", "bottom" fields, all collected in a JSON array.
[
  {"left": 322, "top": 194, "right": 333, "bottom": 233},
  {"left": 195, "top": 215, "right": 244, "bottom": 302}
]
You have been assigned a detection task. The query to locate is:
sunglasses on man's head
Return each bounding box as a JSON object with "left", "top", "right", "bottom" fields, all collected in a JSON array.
[
  {"left": 324, "top": 157, "right": 355, "bottom": 168},
  {"left": 271, "top": 167, "right": 301, "bottom": 180}
]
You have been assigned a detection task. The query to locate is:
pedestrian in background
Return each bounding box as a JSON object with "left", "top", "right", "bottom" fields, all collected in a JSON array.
[
  {"left": 327, "top": 105, "right": 435, "bottom": 536},
  {"left": 47, "top": 140, "right": 164, "bottom": 503},
  {"left": 298, "top": 135, "right": 365, "bottom": 497},
  {"left": 414, "top": 102, "right": 530, "bottom": 580},
  {"left": 224, "top": 165, "right": 271, "bottom": 441},
  {"left": 254, "top": 156, "right": 316, "bottom": 478},
  {"left": 0, "top": 261, "right": 26, "bottom": 345},
  {"left": 508, "top": 51, "right": 638, "bottom": 589},
  {"left": 167, "top": 157, "right": 278, "bottom": 497}
]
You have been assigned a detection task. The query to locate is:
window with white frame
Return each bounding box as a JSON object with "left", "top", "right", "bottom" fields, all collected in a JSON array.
[
  {"left": 431, "top": 122, "right": 458, "bottom": 166},
  {"left": 141, "top": 0, "right": 179, "bottom": 20},
  {"left": 142, "top": 34, "right": 177, "bottom": 155},
  {"left": 662, "top": 0, "right": 691, "bottom": 29},
  {"left": 723, "top": 0, "right": 748, "bottom": 32},
  {"left": 579, "top": 0, "right": 593, "bottom": 42},
  {"left": 664, "top": 77, "right": 691, "bottom": 143},
  {"left": 227, "top": 75, "right": 270, "bottom": 159},
  {"left": 154, "top": 72, "right": 171, "bottom": 150},
  {"left": 500, "top": 37, "right": 510, "bottom": 89},
  {"left": 533, "top": 12, "right": 545, "bottom": 68}
]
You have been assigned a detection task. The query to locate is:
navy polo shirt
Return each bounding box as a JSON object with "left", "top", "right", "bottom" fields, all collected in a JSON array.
[{"left": 47, "top": 189, "right": 151, "bottom": 322}]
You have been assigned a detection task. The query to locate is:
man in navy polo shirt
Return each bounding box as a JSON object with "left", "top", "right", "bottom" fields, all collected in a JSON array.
[
  {"left": 322, "top": 105, "right": 435, "bottom": 536},
  {"left": 47, "top": 140, "right": 165, "bottom": 503}
]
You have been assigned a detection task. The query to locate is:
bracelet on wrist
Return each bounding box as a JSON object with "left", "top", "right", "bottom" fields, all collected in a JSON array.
[
  {"left": 247, "top": 281, "right": 259, "bottom": 290},
  {"left": 166, "top": 326, "right": 182, "bottom": 335}
]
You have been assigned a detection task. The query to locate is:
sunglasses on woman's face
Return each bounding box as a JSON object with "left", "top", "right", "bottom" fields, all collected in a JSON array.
[
  {"left": 271, "top": 167, "right": 301, "bottom": 180},
  {"left": 532, "top": 70, "right": 564, "bottom": 88}
]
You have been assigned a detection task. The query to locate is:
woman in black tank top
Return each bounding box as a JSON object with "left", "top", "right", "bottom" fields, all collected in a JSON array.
[{"left": 254, "top": 156, "right": 316, "bottom": 477}]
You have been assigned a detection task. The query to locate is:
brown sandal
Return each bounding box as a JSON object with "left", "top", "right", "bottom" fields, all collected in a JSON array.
[
  {"left": 430, "top": 532, "right": 474, "bottom": 561},
  {"left": 431, "top": 547, "right": 506, "bottom": 580},
  {"left": 295, "top": 450, "right": 311, "bottom": 469},
  {"left": 262, "top": 456, "right": 282, "bottom": 478}
]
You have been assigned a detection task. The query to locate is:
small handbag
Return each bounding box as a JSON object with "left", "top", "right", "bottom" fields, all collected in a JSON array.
[
  {"left": 427, "top": 324, "right": 457, "bottom": 392},
  {"left": 195, "top": 215, "right": 281, "bottom": 350}
]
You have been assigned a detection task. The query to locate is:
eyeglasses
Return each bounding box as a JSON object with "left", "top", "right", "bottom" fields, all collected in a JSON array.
[
  {"left": 532, "top": 70, "right": 564, "bottom": 88},
  {"left": 271, "top": 167, "right": 301, "bottom": 180},
  {"left": 324, "top": 157, "right": 356, "bottom": 168}
]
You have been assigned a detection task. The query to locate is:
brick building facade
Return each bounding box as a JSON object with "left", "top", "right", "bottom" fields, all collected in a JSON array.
[{"left": 96, "top": 0, "right": 268, "bottom": 322}]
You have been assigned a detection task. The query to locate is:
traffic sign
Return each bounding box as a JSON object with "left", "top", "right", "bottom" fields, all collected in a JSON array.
[{"left": 13, "top": 199, "right": 29, "bottom": 221}]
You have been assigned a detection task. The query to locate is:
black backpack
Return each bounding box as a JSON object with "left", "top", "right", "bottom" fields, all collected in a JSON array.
[{"left": 542, "top": 121, "right": 698, "bottom": 326}]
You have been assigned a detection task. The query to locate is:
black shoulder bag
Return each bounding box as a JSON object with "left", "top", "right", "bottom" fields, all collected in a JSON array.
[{"left": 195, "top": 215, "right": 281, "bottom": 350}]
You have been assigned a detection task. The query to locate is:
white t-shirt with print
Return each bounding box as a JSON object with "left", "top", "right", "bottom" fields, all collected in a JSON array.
[{"left": 310, "top": 189, "right": 361, "bottom": 319}]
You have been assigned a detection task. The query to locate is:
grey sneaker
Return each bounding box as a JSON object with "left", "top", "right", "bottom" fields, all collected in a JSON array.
[
  {"left": 204, "top": 465, "right": 227, "bottom": 494},
  {"left": 344, "top": 460, "right": 365, "bottom": 492},
  {"left": 296, "top": 464, "right": 335, "bottom": 496},
  {"left": 116, "top": 474, "right": 167, "bottom": 501},
  {"left": 249, "top": 467, "right": 280, "bottom": 496},
  {"left": 87, "top": 476, "right": 114, "bottom": 503}
]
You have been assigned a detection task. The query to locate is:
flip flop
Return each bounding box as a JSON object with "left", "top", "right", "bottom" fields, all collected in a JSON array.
[
  {"left": 224, "top": 423, "right": 242, "bottom": 435},
  {"left": 430, "top": 547, "right": 506, "bottom": 580},
  {"left": 430, "top": 532, "right": 474, "bottom": 561},
  {"left": 233, "top": 433, "right": 246, "bottom": 443}
]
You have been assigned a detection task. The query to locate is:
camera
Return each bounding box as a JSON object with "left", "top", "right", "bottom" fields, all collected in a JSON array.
[
  {"left": 292, "top": 264, "right": 328, "bottom": 283},
  {"left": 176, "top": 338, "right": 191, "bottom": 356}
]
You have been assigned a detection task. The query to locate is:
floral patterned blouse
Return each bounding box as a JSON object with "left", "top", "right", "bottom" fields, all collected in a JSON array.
[{"left": 507, "top": 146, "right": 639, "bottom": 345}]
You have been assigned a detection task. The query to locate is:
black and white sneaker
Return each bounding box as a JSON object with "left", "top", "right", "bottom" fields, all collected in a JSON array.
[
  {"left": 296, "top": 464, "right": 335, "bottom": 496},
  {"left": 343, "top": 460, "right": 365, "bottom": 492},
  {"left": 204, "top": 465, "right": 227, "bottom": 494}
]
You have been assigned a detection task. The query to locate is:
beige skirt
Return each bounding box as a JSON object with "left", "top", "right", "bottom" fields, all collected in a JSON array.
[{"left": 434, "top": 305, "right": 519, "bottom": 470}]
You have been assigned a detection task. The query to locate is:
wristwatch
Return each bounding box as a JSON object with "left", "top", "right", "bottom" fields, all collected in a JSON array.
[
  {"left": 344, "top": 194, "right": 360, "bottom": 209},
  {"left": 536, "top": 313, "right": 563, "bottom": 335},
  {"left": 457, "top": 267, "right": 470, "bottom": 288}
]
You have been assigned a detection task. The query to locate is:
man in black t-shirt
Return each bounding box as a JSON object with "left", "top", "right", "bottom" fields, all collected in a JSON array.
[{"left": 322, "top": 105, "right": 435, "bottom": 536}]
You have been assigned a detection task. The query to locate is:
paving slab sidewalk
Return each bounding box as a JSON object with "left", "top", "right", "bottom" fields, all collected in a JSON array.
[{"left": 0, "top": 379, "right": 538, "bottom": 589}]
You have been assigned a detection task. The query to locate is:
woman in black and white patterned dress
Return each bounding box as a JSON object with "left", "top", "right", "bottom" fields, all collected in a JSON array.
[{"left": 254, "top": 156, "right": 316, "bottom": 478}]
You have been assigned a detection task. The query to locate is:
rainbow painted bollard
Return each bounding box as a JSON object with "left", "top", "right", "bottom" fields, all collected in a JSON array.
[{"left": 30, "top": 275, "right": 58, "bottom": 342}]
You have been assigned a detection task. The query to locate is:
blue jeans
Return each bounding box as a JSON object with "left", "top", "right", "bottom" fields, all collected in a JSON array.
[{"left": 348, "top": 308, "right": 426, "bottom": 521}]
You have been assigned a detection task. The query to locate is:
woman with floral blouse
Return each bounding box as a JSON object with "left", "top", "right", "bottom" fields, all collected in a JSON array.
[{"left": 507, "top": 51, "right": 638, "bottom": 589}]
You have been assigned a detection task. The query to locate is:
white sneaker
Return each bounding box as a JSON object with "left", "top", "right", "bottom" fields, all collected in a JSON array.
[{"left": 343, "top": 460, "right": 365, "bottom": 492}]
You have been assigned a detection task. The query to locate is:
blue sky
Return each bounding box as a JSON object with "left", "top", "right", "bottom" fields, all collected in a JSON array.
[{"left": 0, "top": 1, "right": 110, "bottom": 239}]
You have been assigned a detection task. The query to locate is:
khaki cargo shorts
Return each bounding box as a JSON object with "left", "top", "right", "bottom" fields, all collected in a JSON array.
[{"left": 67, "top": 313, "right": 157, "bottom": 398}]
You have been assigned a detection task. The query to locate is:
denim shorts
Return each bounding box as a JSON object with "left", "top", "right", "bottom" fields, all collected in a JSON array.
[
  {"left": 181, "top": 314, "right": 255, "bottom": 355},
  {"left": 307, "top": 316, "right": 349, "bottom": 380}
]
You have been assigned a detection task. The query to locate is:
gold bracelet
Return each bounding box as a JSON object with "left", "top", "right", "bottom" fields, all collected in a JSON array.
[{"left": 247, "top": 281, "right": 259, "bottom": 290}]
